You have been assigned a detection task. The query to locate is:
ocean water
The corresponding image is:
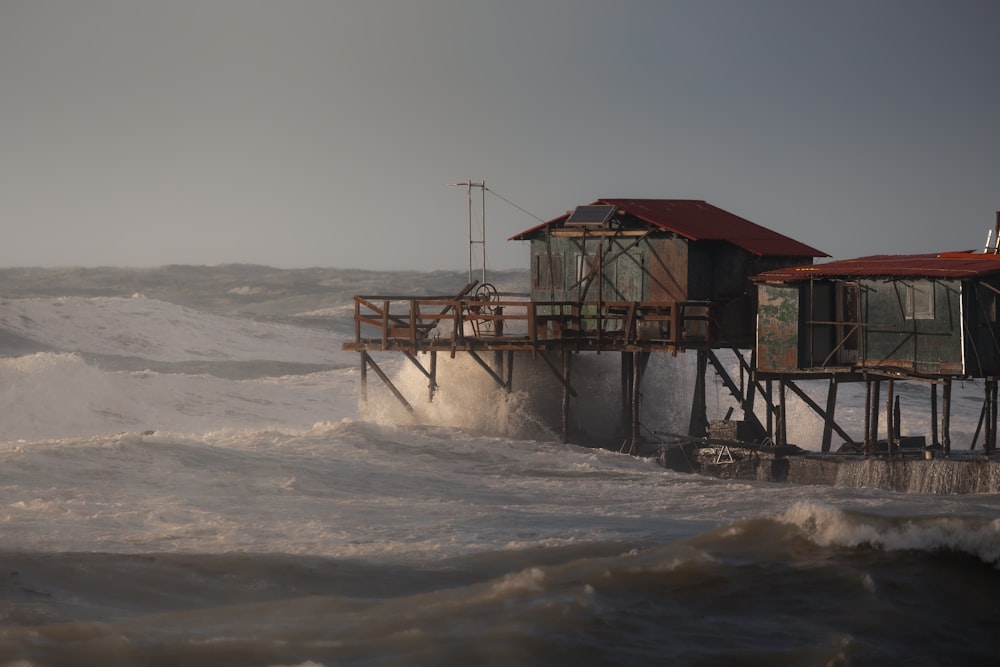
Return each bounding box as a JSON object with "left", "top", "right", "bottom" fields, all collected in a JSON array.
[{"left": 0, "top": 266, "right": 997, "bottom": 667}]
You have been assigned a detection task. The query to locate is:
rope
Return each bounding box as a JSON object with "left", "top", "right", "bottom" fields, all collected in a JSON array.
[{"left": 485, "top": 187, "right": 546, "bottom": 223}]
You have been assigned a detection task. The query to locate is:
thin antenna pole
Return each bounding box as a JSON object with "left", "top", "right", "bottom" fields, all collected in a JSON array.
[
  {"left": 449, "top": 180, "right": 487, "bottom": 283},
  {"left": 481, "top": 181, "right": 487, "bottom": 284},
  {"left": 467, "top": 182, "right": 473, "bottom": 280}
]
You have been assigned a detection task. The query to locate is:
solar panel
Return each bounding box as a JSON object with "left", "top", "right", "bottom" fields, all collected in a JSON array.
[{"left": 565, "top": 205, "right": 616, "bottom": 227}]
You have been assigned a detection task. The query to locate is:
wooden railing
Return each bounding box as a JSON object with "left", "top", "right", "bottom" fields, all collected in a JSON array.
[{"left": 347, "top": 294, "right": 715, "bottom": 351}]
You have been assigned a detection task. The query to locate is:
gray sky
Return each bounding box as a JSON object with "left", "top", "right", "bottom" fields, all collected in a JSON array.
[{"left": 2, "top": 0, "right": 999, "bottom": 271}]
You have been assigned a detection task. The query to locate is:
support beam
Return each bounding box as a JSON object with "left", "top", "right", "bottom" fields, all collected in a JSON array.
[
  {"left": 362, "top": 351, "right": 415, "bottom": 416},
  {"left": 971, "top": 395, "right": 987, "bottom": 451},
  {"left": 706, "top": 350, "right": 766, "bottom": 436},
  {"left": 536, "top": 350, "right": 578, "bottom": 398},
  {"left": 783, "top": 379, "right": 856, "bottom": 449},
  {"left": 404, "top": 351, "right": 433, "bottom": 381},
  {"left": 403, "top": 351, "right": 437, "bottom": 402},
  {"left": 466, "top": 349, "right": 510, "bottom": 391},
  {"left": 821, "top": 377, "right": 838, "bottom": 453}
]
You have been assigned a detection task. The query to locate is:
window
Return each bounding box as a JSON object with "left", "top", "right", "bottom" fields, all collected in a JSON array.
[
  {"left": 534, "top": 252, "right": 564, "bottom": 289},
  {"left": 577, "top": 254, "right": 596, "bottom": 282},
  {"left": 903, "top": 282, "right": 935, "bottom": 320}
]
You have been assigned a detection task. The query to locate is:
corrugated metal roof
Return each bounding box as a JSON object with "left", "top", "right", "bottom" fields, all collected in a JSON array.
[
  {"left": 752, "top": 252, "right": 1000, "bottom": 282},
  {"left": 509, "top": 198, "right": 826, "bottom": 258}
]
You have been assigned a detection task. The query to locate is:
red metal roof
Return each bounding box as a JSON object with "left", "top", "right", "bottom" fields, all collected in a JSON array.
[
  {"left": 509, "top": 198, "right": 827, "bottom": 258},
  {"left": 753, "top": 252, "right": 1000, "bottom": 282}
]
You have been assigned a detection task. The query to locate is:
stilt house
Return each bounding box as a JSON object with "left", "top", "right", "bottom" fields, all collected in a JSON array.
[
  {"left": 752, "top": 252, "right": 1000, "bottom": 377},
  {"left": 752, "top": 251, "right": 1000, "bottom": 455},
  {"left": 509, "top": 199, "right": 826, "bottom": 348}
]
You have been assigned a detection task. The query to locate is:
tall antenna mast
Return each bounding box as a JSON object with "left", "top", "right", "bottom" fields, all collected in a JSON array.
[{"left": 448, "top": 180, "right": 487, "bottom": 283}]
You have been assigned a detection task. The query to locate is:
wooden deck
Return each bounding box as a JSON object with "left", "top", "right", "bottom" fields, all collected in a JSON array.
[{"left": 342, "top": 288, "right": 716, "bottom": 355}]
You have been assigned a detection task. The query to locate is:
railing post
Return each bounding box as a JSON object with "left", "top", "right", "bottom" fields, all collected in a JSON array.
[
  {"left": 453, "top": 300, "right": 463, "bottom": 346},
  {"left": 382, "top": 300, "right": 389, "bottom": 350},
  {"left": 409, "top": 299, "right": 418, "bottom": 349},
  {"left": 354, "top": 296, "right": 361, "bottom": 346}
]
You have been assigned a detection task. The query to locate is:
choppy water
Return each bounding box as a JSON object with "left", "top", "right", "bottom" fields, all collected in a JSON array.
[{"left": 0, "top": 266, "right": 997, "bottom": 666}]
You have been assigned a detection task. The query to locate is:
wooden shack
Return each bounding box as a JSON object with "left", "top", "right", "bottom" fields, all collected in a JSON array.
[
  {"left": 752, "top": 252, "right": 1000, "bottom": 454},
  {"left": 510, "top": 199, "right": 826, "bottom": 349}
]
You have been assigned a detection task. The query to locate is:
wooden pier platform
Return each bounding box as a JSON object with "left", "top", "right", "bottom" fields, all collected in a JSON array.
[{"left": 342, "top": 282, "right": 724, "bottom": 450}]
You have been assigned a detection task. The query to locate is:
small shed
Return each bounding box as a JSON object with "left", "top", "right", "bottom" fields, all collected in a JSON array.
[
  {"left": 752, "top": 252, "right": 1000, "bottom": 377},
  {"left": 510, "top": 199, "right": 826, "bottom": 348}
]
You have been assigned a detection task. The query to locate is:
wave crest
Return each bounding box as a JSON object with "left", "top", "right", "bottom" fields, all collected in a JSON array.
[{"left": 778, "top": 501, "right": 1000, "bottom": 565}]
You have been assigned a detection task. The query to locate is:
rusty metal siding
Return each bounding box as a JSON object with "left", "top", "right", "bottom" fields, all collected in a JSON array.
[
  {"left": 646, "top": 237, "right": 688, "bottom": 302},
  {"left": 756, "top": 284, "right": 800, "bottom": 372},
  {"left": 529, "top": 236, "right": 650, "bottom": 303},
  {"left": 606, "top": 243, "right": 646, "bottom": 301},
  {"left": 967, "top": 277, "right": 1000, "bottom": 376},
  {"left": 858, "top": 278, "right": 964, "bottom": 375}
]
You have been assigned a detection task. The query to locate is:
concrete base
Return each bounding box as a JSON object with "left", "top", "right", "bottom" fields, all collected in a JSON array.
[{"left": 656, "top": 444, "right": 1000, "bottom": 494}]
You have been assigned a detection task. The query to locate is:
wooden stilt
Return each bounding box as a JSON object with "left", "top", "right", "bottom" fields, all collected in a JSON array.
[
  {"left": 621, "top": 352, "right": 633, "bottom": 438},
  {"left": 562, "top": 348, "right": 572, "bottom": 444},
  {"left": 863, "top": 378, "right": 872, "bottom": 457},
  {"left": 429, "top": 350, "right": 437, "bottom": 402},
  {"left": 885, "top": 380, "right": 895, "bottom": 456},
  {"left": 942, "top": 378, "right": 952, "bottom": 456},
  {"left": 778, "top": 380, "right": 787, "bottom": 446},
  {"left": 505, "top": 350, "right": 514, "bottom": 392},
  {"left": 360, "top": 351, "right": 368, "bottom": 414},
  {"left": 870, "top": 380, "right": 881, "bottom": 454},
  {"left": 766, "top": 379, "right": 774, "bottom": 442},
  {"left": 930, "top": 383, "right": 939, "bottom": 447},
  {"left": 990, "top": 380, "right": 998, "bottom": 454},
  {"left": 630, "top": 350, "right": 642, "bottom": 454},
  {"left": 893, "top": 395, "right": 902, "bottom": 458}
]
